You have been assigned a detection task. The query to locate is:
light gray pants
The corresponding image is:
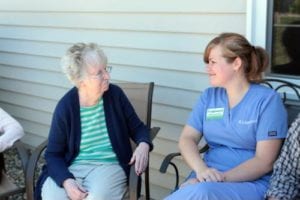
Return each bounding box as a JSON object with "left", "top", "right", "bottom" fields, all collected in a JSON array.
[{"left": 41, "top": 163, "right": 128, "bottom": 200}]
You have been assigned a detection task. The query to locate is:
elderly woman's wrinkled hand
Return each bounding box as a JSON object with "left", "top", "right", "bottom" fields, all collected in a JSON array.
[
  {"left": 129, "top": 142, "right": 150, "bottom": 176},
  {"left": 63, "top": 178, "right": 88, "bottom": 200}
]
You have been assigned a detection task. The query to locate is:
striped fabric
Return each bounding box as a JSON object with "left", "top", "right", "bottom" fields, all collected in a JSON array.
[{"left": 72, "top": 99, "right": 118, "bottom": 165}]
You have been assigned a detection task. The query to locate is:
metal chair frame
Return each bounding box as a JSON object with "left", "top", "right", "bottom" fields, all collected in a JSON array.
[{"left": 0, "top": 141, "right": 30, "bottom": 200}]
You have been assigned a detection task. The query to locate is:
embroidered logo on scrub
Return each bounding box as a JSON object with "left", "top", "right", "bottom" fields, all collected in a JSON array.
[
  {"left": 268, "top": 131, "right": 277, "bottom": 137},
  {"left": 206, "top": 108, "right": 225, "bottom": 120}
]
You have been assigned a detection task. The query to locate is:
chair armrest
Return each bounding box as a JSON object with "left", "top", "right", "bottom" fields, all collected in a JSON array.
[
  {"left": 128, "top": 126, "right": 160, "bottom": 200},
  {"left": 25, "top": 140, "right": 48, "bottom": 200},
  {"left": 199, "top": 144, "right": 209, "bottom": 153},
  {"left": 150, "top": 127, "right": 160, "bottom": 141},
  {"left": 159, "top": 152, "right": 181, "bottom": 174},
  {"left": 160, "top": 144, "right": 209, "bottom": 173},
  {"left": 159, "top": 152, "right": 181, "bottom": 191},
  {"left": 13, "top": 140, "right": 30, "bottom": 173},
  {"left": 129, "top": 165, "right": 140, "bottom": 200},
  {"left": 159, "top": 144, "right": 209, "bottom": 191}
]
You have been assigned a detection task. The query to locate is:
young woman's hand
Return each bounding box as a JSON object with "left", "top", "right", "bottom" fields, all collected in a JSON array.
[{"left": 196, "top": 167, "right": 225, "bottom": 182}]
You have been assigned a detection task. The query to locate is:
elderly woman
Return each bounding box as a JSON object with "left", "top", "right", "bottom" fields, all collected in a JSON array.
[{"left": 35, "top": 43, "right": 152, "bottom": 200}]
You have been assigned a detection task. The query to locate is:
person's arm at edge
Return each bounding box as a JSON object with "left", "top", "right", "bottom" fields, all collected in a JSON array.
[
  {"left": 0, "top": 108, "right": 25, "bottom": 152},
  {"left": 266, "top": 116, "right": 300, "bottom": 200}
]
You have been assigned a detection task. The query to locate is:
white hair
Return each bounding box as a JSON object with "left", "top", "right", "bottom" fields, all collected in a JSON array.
[{"left": 61, "top": 43, "right": 107, "bottom": 85}]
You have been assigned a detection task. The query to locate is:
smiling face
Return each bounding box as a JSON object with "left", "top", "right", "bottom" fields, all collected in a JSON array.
[{"left": 206, "top": 45, "right": 238, "bottom": 87}]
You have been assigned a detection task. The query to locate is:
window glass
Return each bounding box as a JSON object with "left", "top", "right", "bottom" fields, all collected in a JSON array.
[{"left": 271, "top": 0, "right": 300, "bottom": 76}]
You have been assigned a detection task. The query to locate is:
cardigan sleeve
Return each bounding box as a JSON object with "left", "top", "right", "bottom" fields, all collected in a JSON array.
[
  {"left": 45, "top": 101, "right": 75, "bottom": 187},
  {"left": 0, "top": 108, "right": 25, "bottom": 152}
]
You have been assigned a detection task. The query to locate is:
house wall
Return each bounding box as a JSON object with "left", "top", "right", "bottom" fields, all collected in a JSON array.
[{"left": 0, "top": 1, "right": 246, "bottom": 199}]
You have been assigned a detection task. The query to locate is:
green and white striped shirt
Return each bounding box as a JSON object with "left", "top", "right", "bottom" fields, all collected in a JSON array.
[{"left": 72, "top": 99, "right": 118, "bottom": 165}]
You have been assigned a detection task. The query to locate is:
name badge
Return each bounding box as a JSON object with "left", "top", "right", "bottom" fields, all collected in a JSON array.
[{"left": 206, "top": 108, "right": 224, "bottom": 120}]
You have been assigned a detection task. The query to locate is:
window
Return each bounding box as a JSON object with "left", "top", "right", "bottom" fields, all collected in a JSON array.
[{"left": 268, "top": 0, "right": 300, "bottom": 76}]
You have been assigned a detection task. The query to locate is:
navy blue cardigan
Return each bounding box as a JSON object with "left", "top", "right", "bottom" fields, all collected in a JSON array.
[{"left": 35, "top": 84, "right": 153, "bottom": 200}]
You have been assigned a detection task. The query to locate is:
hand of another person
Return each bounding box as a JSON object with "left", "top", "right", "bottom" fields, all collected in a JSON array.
[
  {"left": 63, "top": 178, "right": 88, "bottom": 200},
  {"left": 129, "top": 142, "right": 150, "bottom": 176},
  {"left": 180, "top": 178, "right": 199, "bottom": 188},
  {"left": 196, "top": 167, "right": 225, "bottom": 182}
]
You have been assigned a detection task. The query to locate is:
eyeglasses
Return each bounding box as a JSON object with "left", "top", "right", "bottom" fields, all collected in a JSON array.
[{"left": 88, "top": 66, "right": 112, "bottom": 80}]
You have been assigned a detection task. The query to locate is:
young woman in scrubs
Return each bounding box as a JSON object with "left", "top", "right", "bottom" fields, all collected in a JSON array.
[{"left": 165, "top": 33, "right": 287, "bottom": 200}]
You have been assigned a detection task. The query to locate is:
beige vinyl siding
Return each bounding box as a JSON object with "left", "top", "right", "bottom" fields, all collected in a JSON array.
[{"left": 0, "top": 1, "right": 246, "bottom": 199}]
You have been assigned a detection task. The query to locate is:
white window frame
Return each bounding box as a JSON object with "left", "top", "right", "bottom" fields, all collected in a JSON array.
[
  {"left": 246, "top": 0, "right": 268, "bottom": 48},
  {"left": 246, "top": 0, "right": 300, "bottom": 83}
]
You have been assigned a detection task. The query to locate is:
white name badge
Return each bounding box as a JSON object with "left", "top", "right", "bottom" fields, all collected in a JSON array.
[{"left": 206, "top": 108, "right": 225, "bottom": 120}]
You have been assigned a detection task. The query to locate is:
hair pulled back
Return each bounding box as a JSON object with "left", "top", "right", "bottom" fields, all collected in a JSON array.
[{"left": 204, "top": 33, "right": 269, "bottom": 83}]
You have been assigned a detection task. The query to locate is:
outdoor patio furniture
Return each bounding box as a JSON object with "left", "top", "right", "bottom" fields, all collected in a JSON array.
[{"left": 0, "top": 140, "right": 30, "bottom": 200}]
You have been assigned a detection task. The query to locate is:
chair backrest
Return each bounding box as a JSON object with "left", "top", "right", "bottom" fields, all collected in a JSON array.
[
  {"left": 116, "top": 82, "right": 155, "bottom": 200},
  {"left": 116, "top": 82, "right": 154, "bottom": 129},
  {"left": 262, "top": 78, "right": 300, "bottom": 126}
]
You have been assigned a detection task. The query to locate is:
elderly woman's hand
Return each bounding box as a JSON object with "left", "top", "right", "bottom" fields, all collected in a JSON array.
[
  {"left": 63, "top": 178, "right": 88, "bottom": 200},
  {"left": 129, "top": 142, "right": 150, "bottom": 176}
]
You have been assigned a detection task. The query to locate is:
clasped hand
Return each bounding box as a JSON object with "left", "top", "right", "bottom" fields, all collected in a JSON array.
[
  {"left": 129, "top": 142, "right": 150, "bottom": 176},
  {"left": 181, "top": 167, "right": 225, "bottom": 188},
  {"left": 197, "top": 167, "right": 225, "bottom": 182}
]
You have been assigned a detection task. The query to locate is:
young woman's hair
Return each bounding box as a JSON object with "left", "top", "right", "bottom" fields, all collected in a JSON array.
[
  {"left": 61, "top": 43, "right": 108, "bottom": 85},
  {"left": 204, "top": 33, "right": 269, "bottom": 83}
]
